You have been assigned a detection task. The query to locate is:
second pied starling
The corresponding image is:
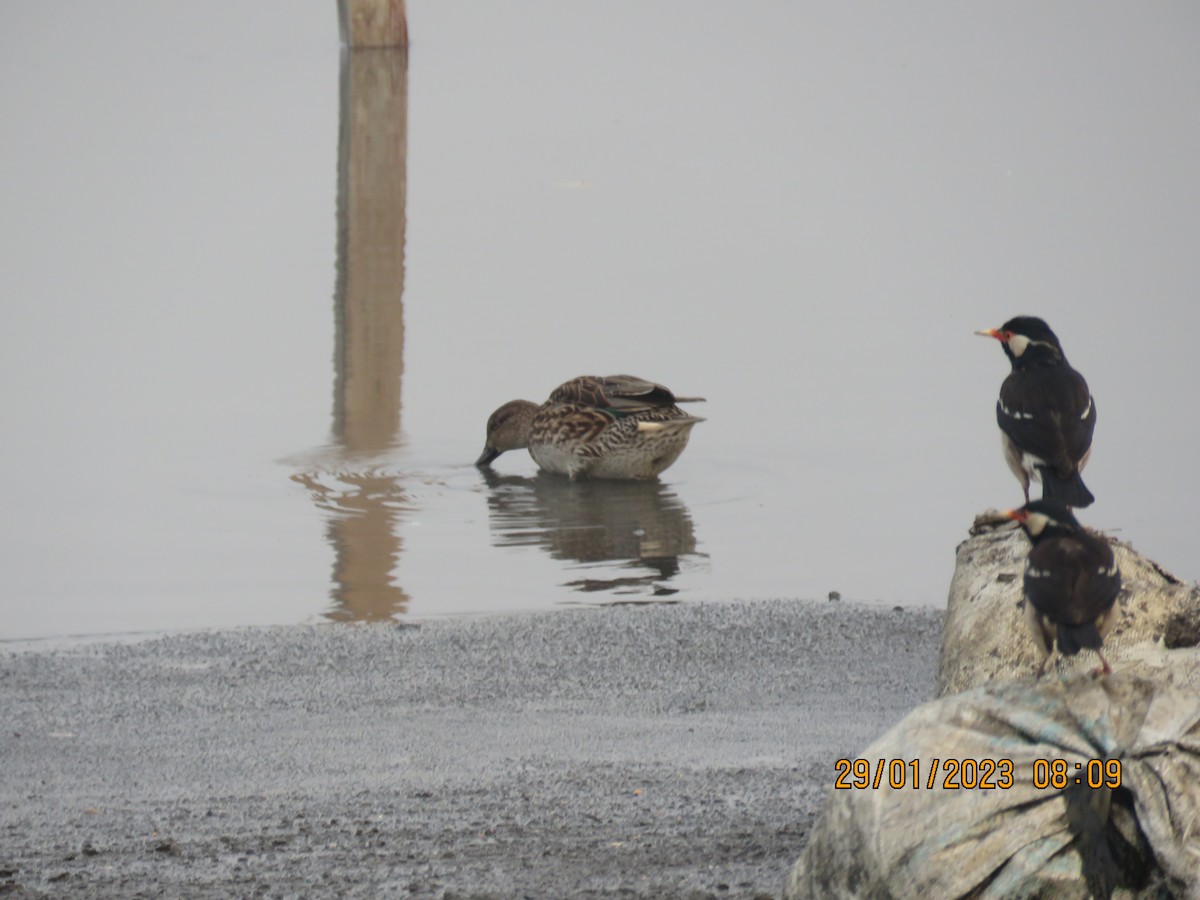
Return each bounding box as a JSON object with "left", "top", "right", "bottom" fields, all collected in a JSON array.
[
  {"left": 1005, "top": 500, "right": 1121, "bottom": 677},
  {"left": 977, "top": 316, "right": 1096, "bottom": 508}
]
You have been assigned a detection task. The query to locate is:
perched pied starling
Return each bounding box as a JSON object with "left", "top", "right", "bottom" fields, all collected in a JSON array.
[
  {"left": 1005, "top": 500, "right": 1121, "bottom": 677},
  {"left": 977, "top": 316, "right": 1096, "bottom": 508}
]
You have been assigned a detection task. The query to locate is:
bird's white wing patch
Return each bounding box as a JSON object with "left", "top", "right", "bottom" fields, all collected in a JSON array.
[{"left": 999, "top": 399, "right": 1034, "bottom": 421}]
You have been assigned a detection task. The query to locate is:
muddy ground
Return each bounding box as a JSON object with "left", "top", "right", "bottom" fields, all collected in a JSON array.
[{"left": 1, "top": 599, "right": 942, "bottom": 898}]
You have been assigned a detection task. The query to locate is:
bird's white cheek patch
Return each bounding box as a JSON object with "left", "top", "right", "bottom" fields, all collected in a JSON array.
[
  {"left": 1081, "top": 397, "right": 1093, "bottom": 420},
  {"left": 1022, "top": 512, "right": 1050, "bottom": 537},
  {"left": 1007, "top": 334, "right": 1030, "bottom": 357}
]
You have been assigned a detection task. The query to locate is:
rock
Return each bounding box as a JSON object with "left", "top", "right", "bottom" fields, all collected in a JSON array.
[{"left": 936, "top": 513, "right": 1200, "bottom": 697}]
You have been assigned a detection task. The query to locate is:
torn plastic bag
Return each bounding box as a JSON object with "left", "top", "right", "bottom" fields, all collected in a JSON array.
[{"left": 785, "top": 675, "right": 1200, "bottom": 899}]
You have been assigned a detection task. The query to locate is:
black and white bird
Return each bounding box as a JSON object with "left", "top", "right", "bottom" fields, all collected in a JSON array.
[
  {"left": 1004, "top": 500, "right": 1121, "bottom": 677},
  {"left": 977, "top": 316, "right": 1096, "bottom": 508}
]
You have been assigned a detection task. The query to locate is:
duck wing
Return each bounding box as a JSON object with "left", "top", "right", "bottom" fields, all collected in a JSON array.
[{"left": 548, "top": 375, "right": 704, "bottom": 411}]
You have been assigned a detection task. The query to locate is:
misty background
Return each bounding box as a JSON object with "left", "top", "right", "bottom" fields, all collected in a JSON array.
[{"left": 2, "top": 2, "right": 1197, "bottom": 641}]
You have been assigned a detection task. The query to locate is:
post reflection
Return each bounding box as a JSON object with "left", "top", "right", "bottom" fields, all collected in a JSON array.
[
  {"left": 291, "top": 46, "right": 410, "bottom": 623},
  {"left": 479, "top": 470, "right": 702, "bottom": 601}
]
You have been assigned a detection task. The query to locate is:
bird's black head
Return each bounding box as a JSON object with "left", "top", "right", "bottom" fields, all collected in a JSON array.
[
  {"left": 1004, "top": 499, "right": 1082, "bottom": 543},
  {"left": 977, "top": 316, "right": 1066, "bottom": 369}
]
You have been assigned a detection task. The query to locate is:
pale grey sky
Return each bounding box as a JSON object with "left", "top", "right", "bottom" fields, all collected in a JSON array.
[{"left": 2, "top": 3, "right": 1197, "bottom": 638}]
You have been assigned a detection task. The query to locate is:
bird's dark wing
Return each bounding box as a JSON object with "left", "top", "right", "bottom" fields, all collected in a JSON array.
[
  {"left": 1071, "top": 538, "right": 1121, "bottom": 622},
  {"left": 1025, "top": 536, "right": 1119, "bottom": 626},
  {"left": 997, "top": 367, "right": 1094, "bottom": 475},
  {"left": 1024, "top": 539, "right": 1085, "bottom": 621},
  {"left": 1059, "top": 383, "right": 1096, "bottom": 471}
]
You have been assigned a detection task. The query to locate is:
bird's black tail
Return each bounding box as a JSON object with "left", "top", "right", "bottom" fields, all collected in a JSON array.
[
  {"left": 1039, "top": 466, "right": 1095, "bottom": 508},
  {"left": 1058, "top": 621, "right": 1104, "bottom": 656}
]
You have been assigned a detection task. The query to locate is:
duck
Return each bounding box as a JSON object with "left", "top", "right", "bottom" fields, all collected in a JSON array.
[{"left": 476, "top": 375, "right": 705, "bottom": 480}]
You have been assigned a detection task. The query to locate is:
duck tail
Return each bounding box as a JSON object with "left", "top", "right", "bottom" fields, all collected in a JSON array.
[{"left": 637, "top": 415, "right": 705, "bottom": 433}]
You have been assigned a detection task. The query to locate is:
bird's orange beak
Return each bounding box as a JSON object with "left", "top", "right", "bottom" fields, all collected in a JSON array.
[
  {"left": 1002, "top": 508, "right": 1029, "bottom": 524},
  {"left": 975, "top": 328, "right": 1005, "bottom": 341}
]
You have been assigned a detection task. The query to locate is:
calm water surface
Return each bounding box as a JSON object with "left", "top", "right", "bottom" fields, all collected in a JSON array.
[{"left": 2, "top": 3, "right": 1198, "bottom": 641}]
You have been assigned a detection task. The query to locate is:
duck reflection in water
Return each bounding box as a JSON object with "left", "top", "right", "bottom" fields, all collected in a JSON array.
[{"left": 478, "top": 468, "right": 702, "bottom": 600}]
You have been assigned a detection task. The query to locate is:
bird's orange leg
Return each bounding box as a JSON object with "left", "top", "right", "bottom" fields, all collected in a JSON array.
[{"left": 1089, "top": 650, "right": 1112, "bottom": 678}]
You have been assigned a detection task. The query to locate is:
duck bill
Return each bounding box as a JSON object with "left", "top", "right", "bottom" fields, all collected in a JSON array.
[{"left": 475, "top": 446, "right": 501, "bottom": 467}]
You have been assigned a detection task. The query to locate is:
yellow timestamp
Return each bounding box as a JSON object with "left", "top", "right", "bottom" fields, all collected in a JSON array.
[
  {"left": 833, "top": 758, "right": 1123, "bottom": 791},
  {"left": 1032, "top": 758, "right": 1122, "bottom": 789}
]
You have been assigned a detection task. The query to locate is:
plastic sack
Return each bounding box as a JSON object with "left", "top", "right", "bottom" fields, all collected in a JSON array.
[{"left": 785, "top": 675, "right": 1200, "bottom": 899}]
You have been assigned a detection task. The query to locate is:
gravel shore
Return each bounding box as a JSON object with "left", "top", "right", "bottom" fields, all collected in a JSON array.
[{"left": 1, "top": 599, "right": 942, "bottom": 898}]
